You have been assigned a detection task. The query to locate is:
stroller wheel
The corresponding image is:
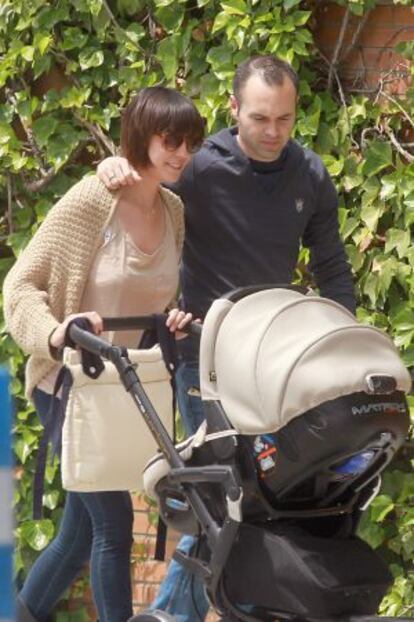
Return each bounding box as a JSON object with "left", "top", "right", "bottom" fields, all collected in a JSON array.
[{"left": 128, "top": 610, "right": 176, "bottom": 622}]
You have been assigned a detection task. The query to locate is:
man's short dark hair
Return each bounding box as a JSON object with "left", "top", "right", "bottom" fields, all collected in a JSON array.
[
  {"left": 233, "top": 55, "right": 299, "bottom": 102},
  {"left": 121, "top": 86, "right": 205, "bottom": 168}
]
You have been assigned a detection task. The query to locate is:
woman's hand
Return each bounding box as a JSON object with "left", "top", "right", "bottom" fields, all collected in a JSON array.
[
  {"left": 97, "top": 156, "right": 140, "bottom": 189},
  {"left": 49, "top": 311, "right": 104, "bottom": 350},
  {"left": 166, "top": 308, "right": 197, "bottom": 338}
]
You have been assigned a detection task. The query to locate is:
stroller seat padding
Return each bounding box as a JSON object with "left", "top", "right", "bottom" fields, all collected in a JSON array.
[
  {"left": 200, "top": 289, "right": 411, "bottom": 434},
  {"left": 143, "top": 426, "right": 204, "bottom": 500},
  {"left": 143, "top": 422, "right": 238, "bottom": 500}
]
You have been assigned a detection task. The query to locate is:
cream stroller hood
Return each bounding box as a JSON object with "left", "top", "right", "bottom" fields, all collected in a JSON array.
[{"left": 199, "top": 289, "right": 411, "bottom": 435}]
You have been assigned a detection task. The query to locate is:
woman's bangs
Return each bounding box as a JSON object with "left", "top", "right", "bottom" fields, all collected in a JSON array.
[{"left": 162, "top": 103, "right": 205, "bottom": 150}]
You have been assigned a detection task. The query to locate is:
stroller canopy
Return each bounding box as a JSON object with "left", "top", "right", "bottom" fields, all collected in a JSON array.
[{"left": 200, "top": 289, "right": 411, "bottom": 435}]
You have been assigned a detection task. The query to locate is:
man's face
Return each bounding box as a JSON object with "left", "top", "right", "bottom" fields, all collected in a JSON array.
[{"left": 231, "top": 74, "right": 297, "bottom": 162}]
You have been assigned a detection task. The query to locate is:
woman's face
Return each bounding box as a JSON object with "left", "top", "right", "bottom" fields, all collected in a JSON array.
[{"left": 146, "top": 134, "right": 194, "bottom": 183}]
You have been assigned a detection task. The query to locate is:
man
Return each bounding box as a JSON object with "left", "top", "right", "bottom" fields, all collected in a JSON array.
[{"left": 98, "top": 55, "right": 355, "bottom": 622}]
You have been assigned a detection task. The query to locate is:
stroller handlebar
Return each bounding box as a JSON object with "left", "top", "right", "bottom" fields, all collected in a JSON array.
[
  {"left": 67, "top": 322, "right": 114, "bottom": 358},
  {"left": 102, "top": 314, "right": 202, "bottom": 337},
  {"left": 66, "top": 314, "right": 202, "bottom": 355}
]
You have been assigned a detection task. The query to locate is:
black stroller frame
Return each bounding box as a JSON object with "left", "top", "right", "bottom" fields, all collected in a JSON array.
[
  {"left": 67, "top": 289, "right": 412, "bottom": 622},
  {"left": 68, "top": 316, "right": 245, "bottom": 619}
]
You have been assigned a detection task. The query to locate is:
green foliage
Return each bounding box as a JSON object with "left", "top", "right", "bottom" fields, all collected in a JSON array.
[
  {"left": 333, "top": 0, "right": 376, "bottom": 17},
  {"left": 0, "top": 0, "right": 413, "bottom": 617},
  {"left": 358, "top": 459, "right": 414, "bottom": 617}
]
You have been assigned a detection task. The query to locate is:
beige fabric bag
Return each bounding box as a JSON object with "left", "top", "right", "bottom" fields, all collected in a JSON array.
[{"left": 61, "top": 345, "right": 172, "bottom": 492}]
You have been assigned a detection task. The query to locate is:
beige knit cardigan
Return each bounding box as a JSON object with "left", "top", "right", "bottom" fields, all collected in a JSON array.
[{"left": 3, "top": 175, "right": 185, "bottom": 397}]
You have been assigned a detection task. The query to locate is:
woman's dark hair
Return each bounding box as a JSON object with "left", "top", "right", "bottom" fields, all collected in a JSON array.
[
  {"left": 121, "top": 87, "right": 205, "bottom": 168},
  {"left": 233, "top": 55, "right": 299, "bottom": 102}
]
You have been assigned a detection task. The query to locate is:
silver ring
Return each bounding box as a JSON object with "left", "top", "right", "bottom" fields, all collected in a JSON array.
[{"left": 109, "top": 174, "right": 117, "bottom": 181}]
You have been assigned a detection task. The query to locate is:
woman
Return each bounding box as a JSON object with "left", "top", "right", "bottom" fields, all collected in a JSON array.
[{"left": 3, "top": 86, "right": 205, "bottom": 622}]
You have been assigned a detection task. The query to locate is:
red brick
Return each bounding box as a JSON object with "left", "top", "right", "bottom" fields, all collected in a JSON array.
[
  {"left": 344, "top": 47, "right": 409, "bottom": 70},
  {"left": 400, "top": 126, "right": 414, "bottom": 143},
  {"left": 132, "top": 583, "right": 159, "bottom": 607},
  {"left": 132, "top": 492, "right": 153, "bottom": 511},
  {"left": 369, "top": 5, "right": 398, "bottom": 27},
  {"left": 315, "top": 22, "right": 413, "bottom": 56},
  {"left": 32, "top": 66, "right": 70, "bottom": 97},
  {"left": 314, "top": 26, "right": 355, "bottom": 49},
  {"left": 359, "top": 27, "right": 412, "bottom": 48},
  {"left": 314, "top": 2, "right": 348, "bottom": 25},
  {"left": 133, "top": 560, "right": 168, "bottom": 583},
  {"left": 313, "top": 2, "right": 414, "bottom": 61},
  {"left": 133, "top": 510, "right": 158, "bottom": 536},
  {"left": 132, "top": 535, "right": 157, "bottom": 560},
  {"left": 393, "top": 6, "right": 414, "bottom": 28},
  {"left": 340, "top": 68, "right": 410, "bottom": 94},
  {"left": 133, "top": 530, "right": 180, "bottom": 561}
]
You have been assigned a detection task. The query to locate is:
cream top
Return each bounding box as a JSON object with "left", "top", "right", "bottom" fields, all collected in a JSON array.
[
  {"left": 3, "top": 176, "right": 184, "bottom": 398},
  {"left": 37, "top": 202, "right": 179, "bottom": 394}
]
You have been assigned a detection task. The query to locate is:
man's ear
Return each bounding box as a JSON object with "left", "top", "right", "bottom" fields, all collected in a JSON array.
[{"left": 229, "top": 95, "right": 239, "bottom": 120}]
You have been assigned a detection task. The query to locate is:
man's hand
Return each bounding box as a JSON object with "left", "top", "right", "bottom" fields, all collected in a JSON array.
[
  {"left": 97, "top": 156, "right": 141, "bottom": 189},
  {"left": 166, "top": 308, "right": 200, "bottom": 339}
]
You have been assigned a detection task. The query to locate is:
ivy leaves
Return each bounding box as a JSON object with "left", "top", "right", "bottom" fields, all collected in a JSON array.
[
  {"left": 19, "top": 520, "right": 55, "bottom": 552},
  {"left": 0, "top": 0, "right": 413, "bottom": 617},
  {"left": 362, "top": 140, "right": 393, "bottom": 177}
]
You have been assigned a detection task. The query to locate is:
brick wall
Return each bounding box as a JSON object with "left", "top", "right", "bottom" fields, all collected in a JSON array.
[
  {"left": 132, "top": 494, "right": 218, "bottom": 621},
  {"left": 131, "top": 494, "right": 179, "bottom": 611},
  {"left": 313, "top": 1, "right": 413, "bottom": 95}
]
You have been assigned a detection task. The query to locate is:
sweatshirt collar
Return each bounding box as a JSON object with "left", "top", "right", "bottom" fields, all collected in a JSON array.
[{"left": 228, "top": 127, "right": 289, "bottom": 172}]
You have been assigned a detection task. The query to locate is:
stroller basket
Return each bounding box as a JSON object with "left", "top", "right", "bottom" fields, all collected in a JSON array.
[
  {"left": 223, "top": 522, "right": 391, "bottom": 618},
  {"left": 66, "top": 286, "right": 412, "bottom": 622}
]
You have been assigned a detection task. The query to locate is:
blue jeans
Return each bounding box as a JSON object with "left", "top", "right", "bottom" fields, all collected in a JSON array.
[
  {"left": 20, "top": 389, "right": 133, "bottom": 622},
  {"left": 151, "top": 355, "right": 210, "bottom": 622}
]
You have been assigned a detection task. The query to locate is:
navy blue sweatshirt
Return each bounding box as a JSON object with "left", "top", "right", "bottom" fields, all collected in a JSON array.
[{"left": 171, "top": 127, "right": 355, "bottom": 319}]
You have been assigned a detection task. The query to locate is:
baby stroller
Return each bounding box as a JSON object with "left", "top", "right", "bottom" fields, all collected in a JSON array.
[{"left": 68, "top": 285, "right": 412, "bottom": 622}]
